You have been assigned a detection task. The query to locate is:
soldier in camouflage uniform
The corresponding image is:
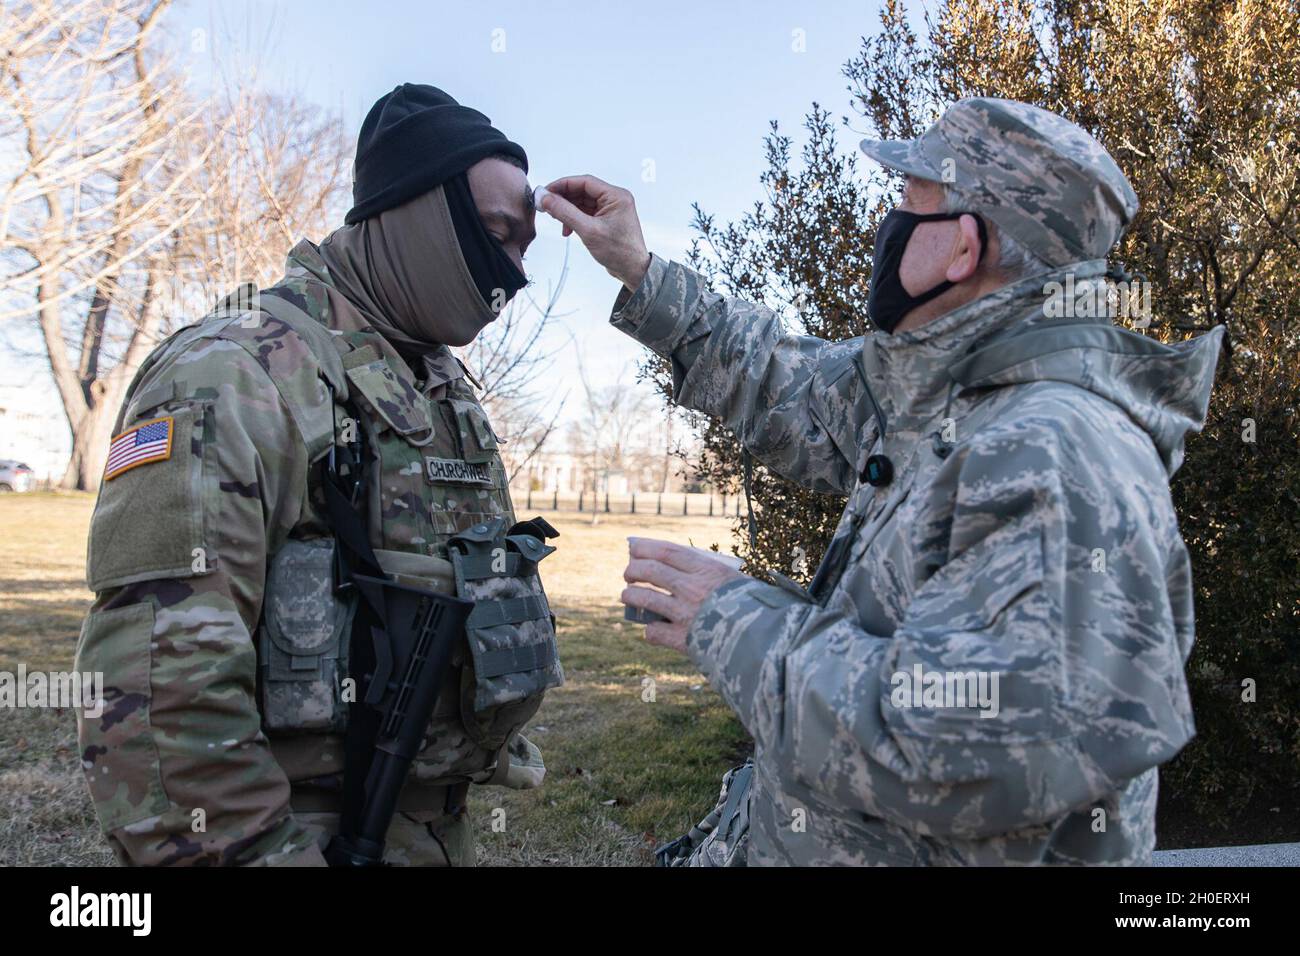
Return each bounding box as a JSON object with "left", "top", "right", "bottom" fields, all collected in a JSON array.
[
  {"left": 76, "top": 84, "right": 561, "bottom": 866},
  {"left": 542, "top": 98, "right": 1223, "bottom": 865}
]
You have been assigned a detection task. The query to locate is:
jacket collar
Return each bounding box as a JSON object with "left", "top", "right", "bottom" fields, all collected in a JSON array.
[{"left": 862, "top": 259, "right": 1111, "bottom": 452}]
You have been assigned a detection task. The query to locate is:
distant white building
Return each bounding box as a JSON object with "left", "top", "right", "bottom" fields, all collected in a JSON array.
[
  {"left": 511, "top": 448, "right": 697, "bottom": 495},
  {"left": 510, "top": 450, "right": 578, "bottom": 493}
]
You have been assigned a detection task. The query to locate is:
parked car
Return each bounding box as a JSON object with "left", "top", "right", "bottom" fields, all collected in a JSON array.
[{"left": 0, "top": 459, "right": 35, "bottom": 492}]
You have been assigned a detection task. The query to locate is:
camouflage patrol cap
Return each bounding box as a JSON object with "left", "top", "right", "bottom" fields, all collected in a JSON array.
[{"left": 859, "top": 98, "right": 1138, "bottom": 266}]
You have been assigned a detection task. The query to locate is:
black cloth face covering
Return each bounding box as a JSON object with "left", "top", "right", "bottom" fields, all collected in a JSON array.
[
  {"left": 867, "top": 209, "right": 988, "bottom": 333},
  {"left": 443, "top": 172, "right": 528, "bottom": 312}
]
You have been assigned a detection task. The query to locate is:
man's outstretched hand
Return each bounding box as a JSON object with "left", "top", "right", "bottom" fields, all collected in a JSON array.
[
  {"left": 539, "top": 175, "right": 651, "bottom": 291},
  {"left": 621, "top": 537, "right": 747, "bottom": 654}
]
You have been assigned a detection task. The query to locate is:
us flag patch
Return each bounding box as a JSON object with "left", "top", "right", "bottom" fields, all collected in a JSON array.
[{"left": 104, "top": 417, "right": 174, "bottom": 481}]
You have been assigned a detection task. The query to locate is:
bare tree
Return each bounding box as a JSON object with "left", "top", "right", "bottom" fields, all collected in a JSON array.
[
  {"left": 463, "top": 245, "right": 570, "bottom": 484},
  {"left": 165, "top": 84, "right": 349, "bottom": 316},
  {"left": 0, "top": 0, "right": 349, "bottom": 490},
  {"left": 2, "top": 0, "right": 197, "bottom": 489},
  {"left": 656, "top": 406, "right": 675, "bottom": 493},
  {"left": 566, "top": 351, "right": 650, "bottom": 523}
]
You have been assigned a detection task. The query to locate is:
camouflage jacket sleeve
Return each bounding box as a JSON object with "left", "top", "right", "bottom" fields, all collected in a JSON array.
[
  {"left": 610, "top": 254, "right": 871, "bottom": 496},
  {"left": 76, "top": 321, "right": 326, "bottom": 866},
  {"left": 686, "top": 419, "right": 1195, "bottom": 839}
]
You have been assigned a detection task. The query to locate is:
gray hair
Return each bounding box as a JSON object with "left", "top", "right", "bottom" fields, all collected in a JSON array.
[{"left": 940, "top": 184, "right": 1050, "bottom": 280}]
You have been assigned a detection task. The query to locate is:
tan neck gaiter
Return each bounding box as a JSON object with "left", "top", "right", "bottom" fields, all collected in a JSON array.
[{"left": 318, "top": 185, "right": 495, "bottom": 354}]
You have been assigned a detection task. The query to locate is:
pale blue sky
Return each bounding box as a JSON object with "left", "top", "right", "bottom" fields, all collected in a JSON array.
[{"left": 3, "top": 0, "right": 897, "bottom": 465}]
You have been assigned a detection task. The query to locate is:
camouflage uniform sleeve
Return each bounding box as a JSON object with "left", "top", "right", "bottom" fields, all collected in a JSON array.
[
  {"left": 75, "top": 330, "right": 323, "bottom": 866},
  {"left": 686, "top": 420, "right": 1195, "bottom": 839},
  {"left": 611, "top": 254, "right": 870, "bottom": 496}
]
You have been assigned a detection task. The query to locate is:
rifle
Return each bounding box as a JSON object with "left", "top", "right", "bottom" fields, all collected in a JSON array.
[
  {"left": 320, "top": 392, "right": 473, "bottom": 867},
  {"left": 324, "top": 573, "right": 471, "bottom": 867}
]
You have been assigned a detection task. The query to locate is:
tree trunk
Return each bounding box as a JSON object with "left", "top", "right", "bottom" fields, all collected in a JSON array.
[{"left": 61, "top": 397, "right": 117, "bottom": 492}]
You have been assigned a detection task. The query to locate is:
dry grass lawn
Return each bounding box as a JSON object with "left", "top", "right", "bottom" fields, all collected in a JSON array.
[{"left": 0, "top": 492, "right": 749, "bottom": 866}]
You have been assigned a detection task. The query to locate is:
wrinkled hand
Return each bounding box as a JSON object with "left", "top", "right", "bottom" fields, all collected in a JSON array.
[
  {"left": 539, "top": 174, "right": 651, "bottom": 290},
  {"left": 621, "top": 537, "right": 746, "bottom": 654}
]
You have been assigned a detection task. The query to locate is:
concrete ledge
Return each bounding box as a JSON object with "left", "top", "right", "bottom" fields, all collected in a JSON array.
[{"left": 1152, "top": 843, "right": 1300, "bottom": 866}]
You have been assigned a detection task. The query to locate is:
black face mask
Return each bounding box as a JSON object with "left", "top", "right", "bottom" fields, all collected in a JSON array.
[
  {"left": 443, "top": 172, "right": 528, "bottom": 312},
  {"left": 867, "top": 209, "right": 988, "bottom": 334}
]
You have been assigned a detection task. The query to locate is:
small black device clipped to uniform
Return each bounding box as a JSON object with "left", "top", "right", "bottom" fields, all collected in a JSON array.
[
  {"left": 861, "top": 453, "right": 894, "bottom": 487},
  {"left": 851, "top": 357, "right": 894, "bottom": 488}
]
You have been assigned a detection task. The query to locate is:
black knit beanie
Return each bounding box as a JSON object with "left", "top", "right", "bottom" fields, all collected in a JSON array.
[{"left": 345, "top": 83, "right": 528, "bottom": 225}]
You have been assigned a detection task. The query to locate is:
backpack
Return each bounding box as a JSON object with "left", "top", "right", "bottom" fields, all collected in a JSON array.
[{"left": 654, "top": 759, "right": 753, "bottom": 867}]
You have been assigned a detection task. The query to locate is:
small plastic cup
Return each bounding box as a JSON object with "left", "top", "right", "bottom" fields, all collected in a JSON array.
[{"left": 622, "top": 543, "right": 744, "bottom": 625}]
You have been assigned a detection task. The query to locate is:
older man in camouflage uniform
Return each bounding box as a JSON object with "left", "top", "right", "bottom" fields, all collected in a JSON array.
[
  {"left": 542, "top": 98, "right": 1222, "bottom": 865},
  {"left": 76, "top": 84, "right": 561, "bottom": 866}
]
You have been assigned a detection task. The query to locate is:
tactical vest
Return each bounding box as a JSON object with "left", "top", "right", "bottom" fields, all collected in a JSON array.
[{"left": 219, "top": 284, "right": 562, "bottom": 785}]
